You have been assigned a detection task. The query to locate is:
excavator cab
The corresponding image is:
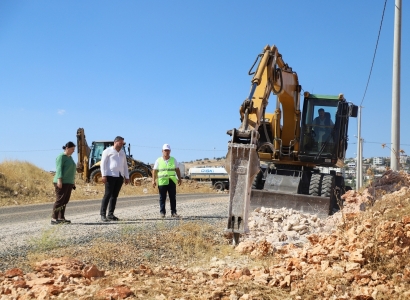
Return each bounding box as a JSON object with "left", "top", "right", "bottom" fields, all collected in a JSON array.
[
  {"left": 299, "top": 93, "right": 357, "bottom": 168},
  {"left": 90, "top": 141, "right": 113, "bottom": 166}
]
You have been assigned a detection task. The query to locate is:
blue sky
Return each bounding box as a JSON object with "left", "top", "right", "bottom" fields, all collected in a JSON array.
[{"left": 0, "top": 0, "right": 408, "bottom": 171}]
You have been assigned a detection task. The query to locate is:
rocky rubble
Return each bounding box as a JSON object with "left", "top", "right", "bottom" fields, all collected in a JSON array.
[
  {"left": 0, "top": 257, "right": 286, "bottom": 299},
  {"left": 234, "top": 170, "right": 410, "bottom": 298},
  {"left": 243, "top": 207, "right": 330, "bottom": 248}
]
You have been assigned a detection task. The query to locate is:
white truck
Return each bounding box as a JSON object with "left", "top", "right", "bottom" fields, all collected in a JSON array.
[{"left": 188, "top": 167, "right": 229, "bottom": 191}]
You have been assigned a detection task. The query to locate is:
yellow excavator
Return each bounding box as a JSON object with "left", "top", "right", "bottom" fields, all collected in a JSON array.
[
  {"left": 76, "top": 128, "right": 152, "bottom": 184},
  {"left": 226, "top": 45, "right": 358, "bottom": 243}
]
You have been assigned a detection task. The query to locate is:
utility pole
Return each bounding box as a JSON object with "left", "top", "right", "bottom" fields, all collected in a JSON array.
[
  {"left": 391, "top": 0, "right": 402, "bottom": 170},
  {"left": 356, "top": 106, "right": 363, "bottom": 191}
]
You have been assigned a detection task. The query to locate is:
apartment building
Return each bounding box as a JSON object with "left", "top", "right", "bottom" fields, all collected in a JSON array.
[{"left": 373, "top": 157, "right": 385, "bottom": 165}]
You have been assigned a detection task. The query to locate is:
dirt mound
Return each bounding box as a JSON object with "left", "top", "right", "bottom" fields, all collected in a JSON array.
[{"left": 234, "top": 170, "right": 410, "bottom": 298}]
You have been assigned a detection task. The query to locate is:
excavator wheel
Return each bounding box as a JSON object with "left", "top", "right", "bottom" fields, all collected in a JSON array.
[
  {"left": 129, "top": 169, "right": 148, "bottom": 186},
  {"left": 309, "top": 173, "right": 321, "bottom": 196},
  {"left": 321, "top": 175, "right": 334, "bottom": 197},
  {"left": 90, "top": 168, "right": 103, "bottom": 185}
]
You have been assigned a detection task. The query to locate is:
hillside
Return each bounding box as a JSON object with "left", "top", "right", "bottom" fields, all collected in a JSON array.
[
  {"left": 183, "top": 158, "right": 227, "bottom": 171},
  {"left": 0, "top": 160, "right": 215, "bottom": 207}
]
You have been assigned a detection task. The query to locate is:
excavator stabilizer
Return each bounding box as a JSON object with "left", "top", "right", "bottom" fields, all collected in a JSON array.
[
  {"left": 250, "top": 190, "right": 331, "bottom": 218},
  {"left": 225, "top": 142, "right": 260, "bottom": 240}
]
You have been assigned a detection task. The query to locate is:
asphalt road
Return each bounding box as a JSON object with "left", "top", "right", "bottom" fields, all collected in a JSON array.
[{"left": 0, "top": 193, "right": 227, "bottom": 225}]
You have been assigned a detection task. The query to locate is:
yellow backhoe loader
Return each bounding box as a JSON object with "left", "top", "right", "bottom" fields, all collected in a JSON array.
[
  {"left": 76, "top": 128, "right": 152, "bottom": 184},
  {"left": 226, "top": 45, "right": 358, "bottom": 243}
]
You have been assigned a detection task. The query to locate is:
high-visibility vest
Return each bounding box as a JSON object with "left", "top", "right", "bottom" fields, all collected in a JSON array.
[{"left": 157, "top": 157, "right": 177, "bottom": 186}]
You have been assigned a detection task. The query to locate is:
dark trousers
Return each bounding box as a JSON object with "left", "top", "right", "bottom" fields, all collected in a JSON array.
[
  {"left": 52, "top": 183, "right": 74, "bottom": 219},
  {"left": 100, "top": 176, "right": 124, "bottom": 217},
  {"left": 158, "top": 180, "right": 177, "bottom": 215}
]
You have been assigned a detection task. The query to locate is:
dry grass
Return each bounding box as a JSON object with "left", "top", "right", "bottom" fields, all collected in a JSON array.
[
  {"left": 0, "top": 160, "right": 56, "bottom": 206},
  {"left": 22, "top": 220, "right": 290, "bottom": 299},
  {"left": 33, "top": 220, "right": 235, "bottom": 271},
  {"left": 0, "top": 160, "right": 216, "bottom": 207}
]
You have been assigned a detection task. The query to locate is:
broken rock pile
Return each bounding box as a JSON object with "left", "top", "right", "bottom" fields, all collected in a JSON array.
[
  {"left": 234, "top": 170, "right": 410, "bottom": 298},
  {"left": 244, "top": 207, "right": 331, "bottom": 248}
]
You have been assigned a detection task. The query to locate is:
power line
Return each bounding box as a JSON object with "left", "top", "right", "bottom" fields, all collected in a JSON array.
[
  {"left": 360, "top": 0, "right": 388, "bottom": 106},
  {"left": 6, "top": 140, "right": 410, "bottom": 154},
  {"left": 0, "top": 149, "right": 61, "bottom": 153},
  {"left": 130, "top": 145, "right": 227, "bottom": 152},
  {"left": 0, "top": 146, "right": 228, "bottom": 153}
]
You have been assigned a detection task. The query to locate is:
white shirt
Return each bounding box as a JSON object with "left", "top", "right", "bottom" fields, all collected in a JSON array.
[{"left": 100, "top": 146, "right": 129, "bottom": 179}]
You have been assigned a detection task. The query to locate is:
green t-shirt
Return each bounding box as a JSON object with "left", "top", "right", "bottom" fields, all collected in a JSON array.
[{"left": 53, "top": 153, "right": 76, "bottom": 184}]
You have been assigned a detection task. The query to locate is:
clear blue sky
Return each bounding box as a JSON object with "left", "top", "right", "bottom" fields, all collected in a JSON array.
[{"left": 0, "top": 0, "right": 408, "bottom": 171}]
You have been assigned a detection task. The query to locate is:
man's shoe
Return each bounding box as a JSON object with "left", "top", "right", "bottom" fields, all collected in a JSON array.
[
  {"left": 107, "top": 215, "right": 119, "bottom": 221},
  {"left": 58, "top": 219, "right": 71, "bottom": 224},
  {"left": 160, "top": 213, "right": 166, "bottom": 218},
  {"left": 51, "top": 219, "right": 60, "bottom": 225},
  {"left": 171, "top": 213, "right": 180, "bottom": 218},
  {"left": 101, "top": 216, "right": 110, "bottom": 222}
]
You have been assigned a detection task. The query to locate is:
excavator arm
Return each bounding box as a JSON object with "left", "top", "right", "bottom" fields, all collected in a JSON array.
[
  {"left": 76, "top": 128, "right": 91, "bottom": 182},
  {"left": 229, "top": 45, "right": 301, "bottom": 157},
  {"left": 226, "top": 45, "right": 301, "bottom": 244}
]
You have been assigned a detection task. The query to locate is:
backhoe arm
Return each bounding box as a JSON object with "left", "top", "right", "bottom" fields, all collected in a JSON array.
[
  {"left": 226, "top": 45, "right": 301, "bottom": 244},
  {"left": 234, "top": 45, "right": 301, "bottom": 156},
  {"left": 76, "top": 128, "right": 91, "bottom": 181}
]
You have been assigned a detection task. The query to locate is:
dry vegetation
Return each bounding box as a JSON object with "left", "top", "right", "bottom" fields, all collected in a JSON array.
[{"left": 0, "top": 160, "right": 214, "bottom": 207}]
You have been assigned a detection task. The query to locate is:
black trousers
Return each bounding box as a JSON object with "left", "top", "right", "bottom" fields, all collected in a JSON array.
[
  {"left": 158, "top": 180, "right": 177, "bottom": 215},
  {"left": 100, "top": 176, "right": 124, "bottom": 217},
  {"left": 52, "top": 183, "right": 74, "bottom": 219}
]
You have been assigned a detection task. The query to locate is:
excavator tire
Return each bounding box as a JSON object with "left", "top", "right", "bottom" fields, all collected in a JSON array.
[
  {"left": 252, "top": 170, "right": 264, "bottom": 190},
  {"left": 321, "top": 175, "right": 334, "bottom": 197},
  {"left": 129, "top": 169, "right": 148, "bottom": 186},
  {"left": 309, "top": 173, "right": 321, "bottom": 196},
  {"left": 90, "top": 168, "right": 103, "bottom": 185}
]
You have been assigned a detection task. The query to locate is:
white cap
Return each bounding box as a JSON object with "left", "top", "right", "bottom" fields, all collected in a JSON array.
[{"left": 162, "top": 143, "right": 171, "bottom": 150}]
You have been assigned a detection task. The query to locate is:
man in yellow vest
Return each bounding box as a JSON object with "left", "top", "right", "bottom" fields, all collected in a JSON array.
[{"left": 152, "top": 143, "right": 182, "bottom": 218}]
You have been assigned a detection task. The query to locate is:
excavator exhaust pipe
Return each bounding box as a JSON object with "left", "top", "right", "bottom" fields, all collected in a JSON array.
[{"left": 225, "top": 141, "right": 260, "bottom": 245}]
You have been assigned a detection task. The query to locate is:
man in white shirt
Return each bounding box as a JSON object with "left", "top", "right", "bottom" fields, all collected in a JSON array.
[{"left": 100, "top": 136, "right": 130, "bottom": 222}]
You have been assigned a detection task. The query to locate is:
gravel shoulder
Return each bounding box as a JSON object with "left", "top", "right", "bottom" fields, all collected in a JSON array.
[{"left": 0, "top": 195, "right": 229, "bottom": 271}]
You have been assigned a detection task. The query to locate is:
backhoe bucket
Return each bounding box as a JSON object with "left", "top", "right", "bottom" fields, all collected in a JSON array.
[
  {"left": 226, "top": 143, "right": 260, "bottom": 235},
  {"left": 250, "top": 190, "right": 331, "bottom": 218}
]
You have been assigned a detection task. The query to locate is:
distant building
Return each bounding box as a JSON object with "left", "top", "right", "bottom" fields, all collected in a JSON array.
[
  {"left": 347, "top": 162, "right": 356, "bottom": 168},
  {"left": 373, "top": 157, "right": 385, "bottom": 165},
  {"left": 400, "top": 155, "right": 408, "bottom": 164},
  {"left": 345, "top": 169, "right": 356, "bottom": 175}
]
